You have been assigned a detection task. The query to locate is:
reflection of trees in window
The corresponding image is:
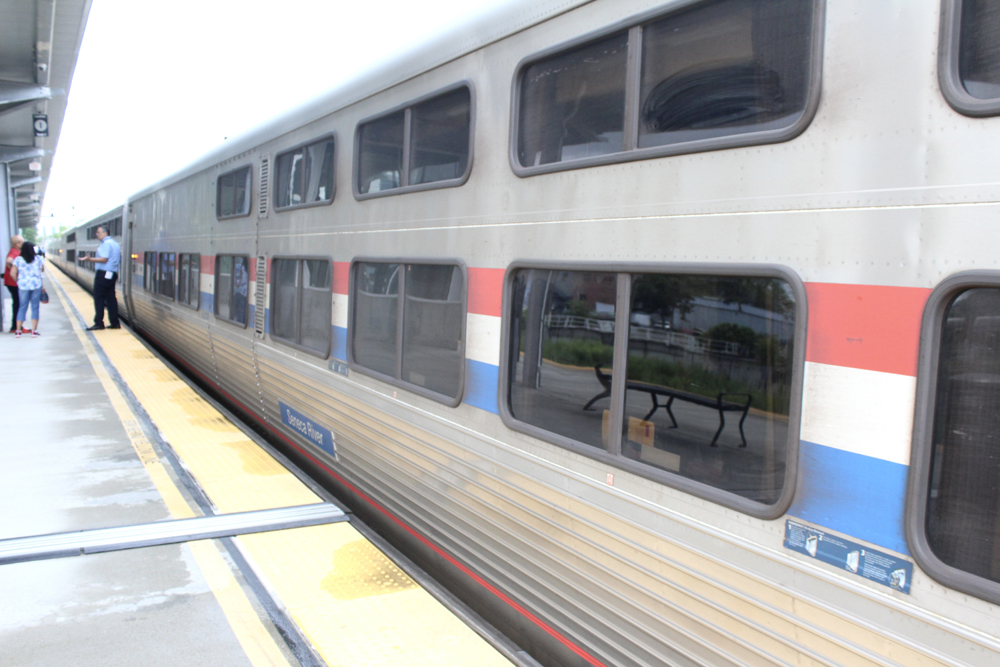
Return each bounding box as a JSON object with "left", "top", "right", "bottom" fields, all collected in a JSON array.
[{"left": 507, "top": 268, "right": 799, "bottom": 506}]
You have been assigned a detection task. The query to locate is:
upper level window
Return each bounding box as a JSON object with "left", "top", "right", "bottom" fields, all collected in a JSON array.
[
  {"left": 178, "top": 253, "right": 200, "bottom": 309},
  {"left": 355, "top": 85, "right": 472, "bottom": 198},
  {"left": 514, "top": 0, "right": 820, "bottom": 174},
  {"left": 215, "top": 255, "right": 250, "bottom": 325},
  {"left": 503, "top": 265, "right": 803, "bottom": 516},
  {"left": 66, "top": 232, "right": 76, "bottom": 243},
  {"left": 275, "top": 137, "right": 336, "bottom": 209},
  {"left": 940, "top": 0, "right": 1000, "bottom": 115},
  {"left": 350, "top": 260, "right": 466, "bottom": 403},
  {"left": 271, "top": 257, "right": 332, "bottom": 356},
  {"left": 217, "top": 166, "right": 252, "bottom": 219},
  {"left": 910, "top": 276, "right": 1000, "bottom": 605}
]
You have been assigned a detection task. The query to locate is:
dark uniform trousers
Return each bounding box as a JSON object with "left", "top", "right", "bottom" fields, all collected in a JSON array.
[{"left": 93, "top": 271, "right": 120, "bottom": 327}]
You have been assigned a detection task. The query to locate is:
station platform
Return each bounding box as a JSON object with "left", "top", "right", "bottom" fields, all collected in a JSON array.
[{"left": 0, "top": 265, "right": 525, "bottom": 667}]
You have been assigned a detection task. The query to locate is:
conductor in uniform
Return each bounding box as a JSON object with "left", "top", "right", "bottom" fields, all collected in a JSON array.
[{"left": 81, "top": 225, "right": 121, "bottom": 330}]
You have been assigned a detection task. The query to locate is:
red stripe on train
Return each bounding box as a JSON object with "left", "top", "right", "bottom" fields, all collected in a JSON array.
[
  {"left": 333, "top": 261, "right": 350, "bottom": 294},
  {"left": 805, "top": 282, "right": 930, "bottom": 377},
  {"left": 200, "top": 255, "right": 215, "bottom": 275},
  {"left": 468, "top": 267, "right": 504, "bottom": 317}
]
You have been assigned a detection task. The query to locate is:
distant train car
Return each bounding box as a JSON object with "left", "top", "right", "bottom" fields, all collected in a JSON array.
[
  {"left": 50, "top": 208, "right": 125, "bottom": 316},
  {"left": 54, "top": 1, "right": 1000, "bottom": 665}
]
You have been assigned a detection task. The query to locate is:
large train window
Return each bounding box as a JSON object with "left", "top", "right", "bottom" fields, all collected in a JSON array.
[
  {"left": 354, "top": 84, "right": 473, "bottom": 199},
  {"left": 501, "top": 264, "right": 805, "bottom": 518},
  {"left": 348, "top": 259, "right": 467, "bottom": 405},
  {"left": 143, "top": 252, "right": 157, "bottom": 292},
  {"left": 158, "top": 252, "right": 176, "bottom": 299},
  {"left": 178, "top": 253, "right": 200, "bottom": 309},
  {"left": 908, "top": 274, "right": 1000, "bottom": 605},
  {"left": 271, "top": 257, "right": 332, "bottom": 357},
  {"left": 940, "top": 0, "right": 1000, "bottom": 116},
  {"left": 512, "top": 0, "right": 822, "bottom": 176},
  {"left": 216, "top": 166, "right": 252, "bottom": 219},
  {"left": 274, "top": 137, "right": 336, "bottom": 210},
  {"left": 215, "top": 254, "right": 250, "bottom": 326}
]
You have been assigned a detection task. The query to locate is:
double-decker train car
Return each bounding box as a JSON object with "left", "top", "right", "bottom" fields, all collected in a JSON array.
[{"left": 50, "top": 0, "right": 1000, "bottom": 665}]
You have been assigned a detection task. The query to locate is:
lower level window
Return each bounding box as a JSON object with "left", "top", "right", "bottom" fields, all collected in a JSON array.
[
  {"left": 215, "top": 255, "right": 249, "bottom": 325},
  {"left": 506, "top": 268, "right": 799, "bottom": 508},
  {"left": 350, "top": 261, "right": 465, "bottom": 402},
  {"left": 925, "top": 287, "right": 1000, "bottom": 586},
  {"left": 178, "top": 253, "right": 200, "bottom": 308},
  {"left": 143, "top": 252, "right": 157, "bottom": 291},
  {"left": 158, "top": 252, "right": 176, "bottom": 299},
  {"left": 271, "top": 257, "right": 332, "bottom": 356}
]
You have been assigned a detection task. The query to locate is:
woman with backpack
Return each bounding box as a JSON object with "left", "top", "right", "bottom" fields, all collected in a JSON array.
[{"left": 10, "top": 242, "right": 45, "bottom": 338}]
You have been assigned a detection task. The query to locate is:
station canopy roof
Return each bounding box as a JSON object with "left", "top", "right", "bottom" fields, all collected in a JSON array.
[{"left": 1, "top": 0, "right": 91, "bottom": 230}]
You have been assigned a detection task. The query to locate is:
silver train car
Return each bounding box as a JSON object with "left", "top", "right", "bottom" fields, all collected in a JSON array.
[{"left": 50, "top": 1, "right": 1000, "bottom": 665}]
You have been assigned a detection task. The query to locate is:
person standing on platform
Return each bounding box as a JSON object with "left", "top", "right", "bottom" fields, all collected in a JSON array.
[
  {"left": 81, "top": 225, "right": 121, "bottom": 330},
  {"left": 10, "top": 241, "right": 44, "bottom": 338},
  {"left": 4, "top": 235, "right": 24, "bottom": 332}
]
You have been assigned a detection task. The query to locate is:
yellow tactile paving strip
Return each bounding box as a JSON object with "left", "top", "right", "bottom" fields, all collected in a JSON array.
[
  {"left": 48, "top": 265, "right": 319, "bottom": 514},
  {"left": 48, "top": 265, "right": 515, "bottom": 667},
  {"left": 240, "top": 524, "right": 515, "bottom": 667}
]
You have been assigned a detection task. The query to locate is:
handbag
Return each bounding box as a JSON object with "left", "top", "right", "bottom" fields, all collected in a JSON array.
[{"left": 40, "top": 288, "right": 49, "bottom": 304}]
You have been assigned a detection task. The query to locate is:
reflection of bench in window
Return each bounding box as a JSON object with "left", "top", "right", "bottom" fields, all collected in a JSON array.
[{"left": 583, "top": 365, "right": 751, "bottom": 447}]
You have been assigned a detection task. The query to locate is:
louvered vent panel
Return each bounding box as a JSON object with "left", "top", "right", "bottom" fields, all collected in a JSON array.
[
  {"left": 258, "top": 156, "right": 269, "bottom": 218},
  {"left": 254, "top": 255, "right": 267, "bottom": 335}
]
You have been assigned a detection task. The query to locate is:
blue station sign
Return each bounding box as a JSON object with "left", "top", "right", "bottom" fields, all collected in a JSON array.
[{"left": 279, "top": 401, "right": 336, "bottom": 457}]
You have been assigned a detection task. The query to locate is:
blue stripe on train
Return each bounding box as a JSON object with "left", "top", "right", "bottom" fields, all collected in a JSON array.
[
  {"left": 332, "top": 325, "right": 348, "bottom": 362},
  {"left": 465, "top": 359, "right": 499, "bottom": 414},
  {"left": 200, "top": 291, "right": 213, "bottom": 312},
  {"left": 789, "top": 440, "right": 910, "bottom": 555}
]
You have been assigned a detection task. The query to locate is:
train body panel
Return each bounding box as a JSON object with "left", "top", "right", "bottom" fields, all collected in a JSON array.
[{"left": 49, "top": 1, "right": 1000, "bottom": 665}]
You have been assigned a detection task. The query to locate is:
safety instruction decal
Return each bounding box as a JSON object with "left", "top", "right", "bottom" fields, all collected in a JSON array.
[
  {"left": 784, "top": 520, "right": 912, "bottom": 594},
  {"left": 279, "top": 401, "right": 336, "bottom": 458}
]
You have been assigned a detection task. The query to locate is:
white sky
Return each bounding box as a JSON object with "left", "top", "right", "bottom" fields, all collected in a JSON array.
[{"left": 39, "top": 0, "right": 513, "bottom": 234}]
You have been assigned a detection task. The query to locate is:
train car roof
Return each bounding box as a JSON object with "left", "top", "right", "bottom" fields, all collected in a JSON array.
[{"left": 128, "top": 0, "right": 594, "bottom": 202}]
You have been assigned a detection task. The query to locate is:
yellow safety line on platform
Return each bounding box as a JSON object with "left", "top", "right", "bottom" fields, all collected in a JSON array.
[
  {"left": 48, "top": 267, "right": 294, "bottom": 667},
  {"left": 237, "top": 523, "right": 516, "bottom": 667},
  {"left": 50, "top": 266, "right": 515, "bottom": 667},
  {"left": 48, "top": 266, "right": 319, "bottom": 514}
]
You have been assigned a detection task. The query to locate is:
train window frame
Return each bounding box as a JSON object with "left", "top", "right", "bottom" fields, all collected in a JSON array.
[
  {"left": 907, "top": 271, "right": 1000, "bottom": 605},
  {"left": 273, "top": 135, "right": 337, "bottom": 212},
  {"left": 347, "top": 257, "right": 468, "bottom": 406},
  {"left": 498, "top": 260, "right": 807, "bottom": 519},
  {"left": 938, "top": 0, "right": 1000, "bottom": 117},
  {"left": 143, "top": 251, "right": 157, "bottom": 292},
  {"left": 216, "top": 165, "right": 253, "bottom": 220},
  {"left": 213, "top": 254, "right": 251, "bottom": 328},
  {"left": 157, "top": 252, "right": 176, "bottom": 300},
  {"left": 352, "top": 82, "right": 475, "bottom": 201},
  {"left": 509, "top": 0, "right": 826, "bottom": 178},
  {"left": 269, "top": 255, "right": 333, "bottom": 358},
  {"left": 177, "top": 253, "right": 201, "bottom": 310}
]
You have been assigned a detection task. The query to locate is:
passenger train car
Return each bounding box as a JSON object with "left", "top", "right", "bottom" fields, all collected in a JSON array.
[{"left": 50, "top": 1, "right": 1000, "bottom": 665}]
